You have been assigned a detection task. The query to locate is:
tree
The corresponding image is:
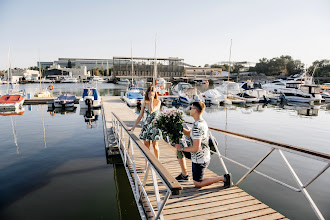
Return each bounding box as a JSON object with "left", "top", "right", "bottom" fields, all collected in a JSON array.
[
  {"left": 232, "top": 64, "right": 244, "bottom": 73},
  {"left": 254, "top": 56, "right": 304, "bottom": 76},
  {"left": 310, "top": 59, "right": 330, "bottom": 77},
  {"left": 204, "top": 64, "right": 209, "bottom": 67},
  {"left": 67, "top": 59, "right": 72, "bottom": 68}
]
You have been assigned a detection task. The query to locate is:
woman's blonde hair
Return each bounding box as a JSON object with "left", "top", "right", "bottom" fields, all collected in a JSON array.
[{"left": 145, "top": 86, "right": 158, "bottom": 101}]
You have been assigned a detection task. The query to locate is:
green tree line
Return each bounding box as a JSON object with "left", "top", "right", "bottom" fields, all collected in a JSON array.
[{"left": 209, "top": 56, "right": 330, "bottom": 77}]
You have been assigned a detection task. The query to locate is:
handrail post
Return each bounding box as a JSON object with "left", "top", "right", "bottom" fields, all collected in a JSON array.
[
  {"left": 279, "top": 149, "right": 325, "bottom": 220},
  {"left": 236, "top": 148, "right": 275, "bottom": 186},
  {"left": 210, "top": 132, "right": 229, "bottom": 174},
  {"left": 151, "top": 166, "right": 164, "bottom": 220},
  {"left": 303, "top": 163, "right": 330, "bottom": 189}
]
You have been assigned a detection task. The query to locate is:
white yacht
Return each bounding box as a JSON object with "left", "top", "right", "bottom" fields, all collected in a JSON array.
[
  {"left": 280, "top": 82, "right": 323, "bottom": 104},
  {"left": 203, "top": 89, "right": 232, "bottom": 105},
  {"left": 178, "top": 88, "right": 204, "bottom": 105},
  {"left": 89, "top": 76, "right": 107, "bottom": 83},
  {"left": 215, "top": 81, "right": 241, "bottom": 96},
  {"left": 123, "top": 87, "right": 144, "bottom": 107},
  {"left": 61, "top": 76, "right": 79, "bottom": 83},
  {"left": 171, "top": 82, "right": 193, "bottom": 95},
  {"left": 116, "top": 78, "right": 130, "bottom": 85},
  {"left": 238, "top": 81, "right": 271, "bottom": 103}
]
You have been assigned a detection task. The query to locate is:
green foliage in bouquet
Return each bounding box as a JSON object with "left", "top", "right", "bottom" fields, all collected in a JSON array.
[{"left": 153, "top": 109, "right": 184, "bottom": 144}]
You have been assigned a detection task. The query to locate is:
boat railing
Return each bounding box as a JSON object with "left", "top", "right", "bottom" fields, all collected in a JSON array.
[
  {"left": 111, "top": 112, "right": 182, "bottom": 220},
  {"left": 185, "top": 121, "right": 329, "bottom": 220}
]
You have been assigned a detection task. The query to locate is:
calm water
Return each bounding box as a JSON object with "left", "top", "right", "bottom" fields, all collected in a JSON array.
[
  {"left": 0, "top": 94, "right": 140, "bottom": 219},
  {"left": 1, "top": 83, "right": 330, "bottom": 219}
]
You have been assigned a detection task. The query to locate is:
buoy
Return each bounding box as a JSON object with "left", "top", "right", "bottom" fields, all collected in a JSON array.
[{"left": 48, "top": 85, "right": 54, "bottom": 91}]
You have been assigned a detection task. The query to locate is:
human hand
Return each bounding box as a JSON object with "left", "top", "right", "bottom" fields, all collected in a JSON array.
[
  {"left": 129, "top": 127, "right": 135, "bottom": 132},
  {"left": 175, "top": 144, "right": 182, "bottom": 151}
]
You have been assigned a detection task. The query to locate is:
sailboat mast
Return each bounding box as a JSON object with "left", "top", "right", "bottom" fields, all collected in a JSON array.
[
  {"left": 226, "top": 39, "right": 232, "bottom": 97},
  {"left": 39, "top": 49, "right": 42, "bottom": 90},
  {"left": 7, "top": 46, "right": 10, "bottom": 94},
  {"left": 153, "top": 35, "right": 157, "bottom": 86},
  {"left": 131, "top": 41, "right": 134, "bottom": 84}
]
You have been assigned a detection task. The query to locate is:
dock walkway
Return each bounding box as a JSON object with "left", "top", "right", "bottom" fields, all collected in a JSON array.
[{"left": 102, "top": 96, "right": 286, "bottom": 220}]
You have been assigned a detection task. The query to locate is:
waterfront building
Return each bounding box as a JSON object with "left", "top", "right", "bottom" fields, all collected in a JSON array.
[
  {"left": 44, "top": 64, "right": 90, "bottom": 80},
  {"left": 4, "top": 68, "right": 40, "bottom": 82},
  {"left": 38, "top": 58, "right": 113, "bottom": 73},
  {"left": 112, "top": 56, "right": 184, "bottom": 80}
]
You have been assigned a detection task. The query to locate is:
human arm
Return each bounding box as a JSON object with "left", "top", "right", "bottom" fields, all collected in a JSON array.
[
  {"left": 129, "top": 102, "right": 145, "bottom": 131},
  {"left": 175, "top": 139, "right": 201, "bottom": 152},
  {"left": 182, "top": 128, "right": 191, "bottom": 137}
]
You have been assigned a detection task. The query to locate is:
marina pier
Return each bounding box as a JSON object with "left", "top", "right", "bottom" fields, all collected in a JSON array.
[{"left": 102, "top": 97, "right": 294, "bottom": 219}]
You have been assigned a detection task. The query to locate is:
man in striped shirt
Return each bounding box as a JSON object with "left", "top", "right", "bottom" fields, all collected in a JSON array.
[{"left": 175, "top": 101, "right": 232, "bottom": 188}]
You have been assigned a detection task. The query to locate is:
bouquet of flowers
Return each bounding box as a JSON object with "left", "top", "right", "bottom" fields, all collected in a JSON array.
[{"left": 153, "top": 109, "right": 184, "bottom": 144}]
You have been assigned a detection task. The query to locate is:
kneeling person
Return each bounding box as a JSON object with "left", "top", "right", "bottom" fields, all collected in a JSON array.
[{"left": 175, "top": 101, "right": 232, "bottom": 188}]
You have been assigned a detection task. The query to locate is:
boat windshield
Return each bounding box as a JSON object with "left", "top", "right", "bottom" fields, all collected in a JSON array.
[
  {"left": 179, "top": 83, "right": 192, "bottom": 91},
  {"left": 127, "top": 92, "right": 143, "bottom": 99}
]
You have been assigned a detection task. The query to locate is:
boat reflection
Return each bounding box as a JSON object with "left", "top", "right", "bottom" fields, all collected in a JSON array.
[
  {"left": 48, "top": 106, "right": 77, "bottom": 116},
  {"left": 281, "top": 103, "right": 320, "bottom": 116},
  {"left": 241, "top": 104, "right": 266, "bottom": 114},
  {"left": 80, "top": 108, "right": 101, "bottom": 128},
  {"left": 0, "top": 106, "right": 25, "bottom": 116}
]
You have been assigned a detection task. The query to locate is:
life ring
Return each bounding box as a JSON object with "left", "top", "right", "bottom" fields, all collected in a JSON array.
[
  {"left": 160, "top": 85, "right": 164, "bottom": 90},
  {"left": 48, "top": 85, "right": 54, "bottom": 91}
]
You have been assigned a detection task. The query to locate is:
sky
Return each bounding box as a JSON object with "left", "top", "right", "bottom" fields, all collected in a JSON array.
[{"left": 0, "top": 0, "right": 329, "bottom": 70}]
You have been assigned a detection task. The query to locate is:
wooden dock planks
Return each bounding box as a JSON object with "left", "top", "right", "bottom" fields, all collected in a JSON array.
[{"left": 102, "top": 96, "right": 286, "bottom": 220}]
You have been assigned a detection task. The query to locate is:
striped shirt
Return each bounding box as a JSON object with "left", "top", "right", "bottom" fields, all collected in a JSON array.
[{"left": 190, "top": 119, "right": 210, "bottom": 164}]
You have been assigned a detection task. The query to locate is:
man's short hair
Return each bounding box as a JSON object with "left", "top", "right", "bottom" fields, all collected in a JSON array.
[{"left": 192, "top": 101, "right": 205, "bottom": 113}]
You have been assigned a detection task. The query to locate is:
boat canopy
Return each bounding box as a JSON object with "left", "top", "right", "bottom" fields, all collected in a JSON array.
[
  {"left": 205, "top": 89, "right": 221, "bottom": 97},
  {"left": 83, "top": 88, "right": 99, "bottom": 100},
  {"left": 56, "top": 94, "right": 76, "bottom": 101},
  {"left": 127, "top": 92, "right": 144, "bottom": 99},
  {"left": 0, "top": 95, "right": 24, "bottom": 103}
]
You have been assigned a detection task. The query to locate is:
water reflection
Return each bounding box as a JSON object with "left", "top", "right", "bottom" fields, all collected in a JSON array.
[
  {"left": 279, "top": 103, "right": 321, "bottom": 116},
  {"left": 80, "top": 108, "right": 101, "bottom": 128},
  {"left": 0, "top": 107, "right": 24, "bottom": 154},
  {"left": 47, "top": 106, "right": 77, "bottom": 116}
]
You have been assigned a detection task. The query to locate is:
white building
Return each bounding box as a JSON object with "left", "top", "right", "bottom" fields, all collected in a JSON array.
[
  {"left": 3, "top": 69, "right": 40, "bottom": 82},
  {"left": 39, "top": 58, "right": 113, "bottom": 72},
  {"left": 48, "top": 64, "right": 90, "bottom": 79}
]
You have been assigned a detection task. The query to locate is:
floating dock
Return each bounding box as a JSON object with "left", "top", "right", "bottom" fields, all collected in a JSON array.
[
  {"left": 102, "top": 96, "right": 287, "bottom": 220},
  {"left": 23, "top": 97, "right": 80, "bottom": 105}
]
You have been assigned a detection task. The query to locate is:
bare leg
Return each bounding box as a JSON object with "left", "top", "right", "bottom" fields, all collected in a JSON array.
[
  {"left": 151, "top": 140, "right": 159, "bottom": 159},
  {"left": 193, "top": 176, "right": 224, "bottom": 188},
  {"left": 178, "top": 158, "right": 188, "bottom": 176},
  {"left": 144, "top": 140, "right": 151, "bottom": 172}
]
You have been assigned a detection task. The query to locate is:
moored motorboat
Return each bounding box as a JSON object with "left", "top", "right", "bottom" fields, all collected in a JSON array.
[
  {"left": 280, "top": 83, "right": 323, "bottom": 105},
  {"left": 79, "top": 87, "right": 102, "bottom": 109},
  {"left": 155, "top": 78, "right": 169, "bottom": 96},
  {"left": 171, "top": 82, "right": 193, "bottom": 95},
  {"left": 0, "top": 95, "right": 25, "bottom": 109},
  {"left": 35, "top": 89, "right": 52, "bottom": 98},
  {"left": 123, "top": 87, "right": 144, "bottom": 107},
  {"left": 48, "top": 94, "right": 76, "bottom": 108},
  {"left": 179, "top": 88, "right": 204, "bottom": 105},
  {"left": 203, "top": 89, "right": 231, "bottom": 105}
]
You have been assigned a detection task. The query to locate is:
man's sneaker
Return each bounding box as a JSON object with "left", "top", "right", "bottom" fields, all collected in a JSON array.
[
  {"left": 175, "top": 173, "right": 189, "bottom": 182},
  {"left": 224, "top": 173, "right": 232, "bottom": 188}
]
